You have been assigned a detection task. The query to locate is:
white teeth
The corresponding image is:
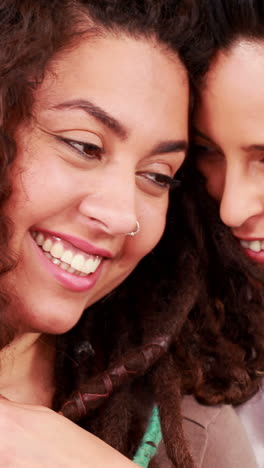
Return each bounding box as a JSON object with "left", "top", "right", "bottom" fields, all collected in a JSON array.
[
  {"left": 61, "top": 250, "right": 73, "bottom": 264},
  {"left": 33, "top": 231, "right": 102, "bottom": 276},
  {"left": 250, "top": 240, "right": 261, "bottom": 252},
  {"left": 92, "top": 257, "right": 101, "bottom": 273},
  {"left": 83, "top": 258, "right": 94, "bottom": 274},
  {"left": 36, "top": 233, "right": 45, "bottom": 246},
  {"left": 94, "top": 257, "right": 101, "bottom": 271},
  {"left": 71, "top": 254, "right": 85, "bottom": 271},
  {"left": 50, "top": 242, "right": 64, "bottom": 259},
  {"left": 240, "top": 239, "right": 263, "bottom": 252},
  {"left": 51, "top": 258, "right": 61, "bottom": 265},
  {"left": 43, "top": 238, "right": 53, "bottom": 252},
  {"left": 240, "top": 240, "right": 249, "bottom": 248}
]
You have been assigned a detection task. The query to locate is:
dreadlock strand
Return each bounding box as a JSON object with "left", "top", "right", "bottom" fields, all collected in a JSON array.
[
  {"left": 60, "top": 337, "right": 170, "bottom": 421},
  {"left": 152, "top": 354, "right": 195, "bottom": 468}
]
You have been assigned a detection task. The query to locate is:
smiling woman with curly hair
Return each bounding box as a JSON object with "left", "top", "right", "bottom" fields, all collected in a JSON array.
[
  {"left": 168, "top": 1, "right": 264, "bottom": 467},
  {"left": 0, "top": 1, "right": 205, "bottom": 467}
]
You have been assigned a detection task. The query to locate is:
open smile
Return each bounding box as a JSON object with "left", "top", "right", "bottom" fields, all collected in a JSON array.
[
  {"left": 240, "top": 239, "right": 264, "bottom": 253},
  {"left": 32, "top": 231, "right": 102, "bottom": 277},
  {"left": 30, "top": 230, "right": 109, "bottom": 293},
  {"left": 239, "top": 238, "right": 264, "bottom": 265}
]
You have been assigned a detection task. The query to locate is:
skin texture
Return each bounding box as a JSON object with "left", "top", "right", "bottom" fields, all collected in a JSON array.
[
  {"left": 0, "top": 399, "right": 141, "bottom": 468},
  {"left": 194, "top": 40, "right": 264, "bottom": 243},
  {"left": 4, "top": 34, "right": 188, "bottom": 336},
  {"left": 0, "top": 34, "right": 188, "bottom": 466}
]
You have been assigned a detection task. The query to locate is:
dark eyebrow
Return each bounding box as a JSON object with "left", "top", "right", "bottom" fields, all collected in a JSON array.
[
  {"left": 192, "top": 128, "right": 213, "bottom": 143},
  {"left": 194, "top": 129, "right": 264, "bottom": 154},
  {"left": 149, "top": 140, "right": 188, "bottom": 157},
  {"left": 192, "top": 127, "right": 224, "bottom": 154},
  {"left": 51, "top": 98, "right": 187, "bottom": 155},
  {"left": 50, "top": 99, "right": 129, "bottom": 139},
  {"left": 241, "top": 144, "right": 264, "bottom": 152}
]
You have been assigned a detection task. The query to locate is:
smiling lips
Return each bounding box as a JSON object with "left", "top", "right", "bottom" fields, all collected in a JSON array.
[
  {"left": 240, "top": 239, "right": 264, "bottom": 253},
  {"left": 32, "top": 231, "right": 102, "bottom": 276}
]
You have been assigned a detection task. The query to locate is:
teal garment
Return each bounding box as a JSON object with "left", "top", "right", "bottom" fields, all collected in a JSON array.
[{"left": 133, "top": 406, "right": 162, "bottom": 467}]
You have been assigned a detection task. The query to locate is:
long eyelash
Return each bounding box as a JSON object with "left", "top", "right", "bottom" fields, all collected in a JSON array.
[
  {"left": 155, "top": 173, "right": 181, "bottom": 189},
  {"left": 190, "top": 142, "right": 220, "bottom": 157},
  {"left": 57, "top": 136, "right": 103, "bottom": 159},
  {"left": 159, "top": 174, "right": 181, "bottom": 189},
  {"left": 190, "top": 143, "right": 208, "bottom": 153},
  {"left": 142, "top": 172, "right": 181, "bottom": 190}
]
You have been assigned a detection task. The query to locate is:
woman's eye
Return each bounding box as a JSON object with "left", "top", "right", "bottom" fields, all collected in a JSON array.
[
  {"left": 59, "top": 137, "right": 104, "bottom": 160},
  {"left": 191, "top": 143, "right": 212, "bottom": 156},
  {"left": 191, "top": 143, "right": 220, "bottom": 160},
  {"left": 254, "top": 150, "right": 264, "bottom": 163},
  {"left": 139, "top": 171, "right": 179, "bottom": 190}
]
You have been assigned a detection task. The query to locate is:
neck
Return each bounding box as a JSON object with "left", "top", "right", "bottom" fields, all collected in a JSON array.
[{"left": 0, "top": 332, "right": 56, "bottom": 407}]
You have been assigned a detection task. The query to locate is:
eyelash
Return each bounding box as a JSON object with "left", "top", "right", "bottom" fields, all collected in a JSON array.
[
  {"left": 59, "top": 136, "right": 104, "bottom": 160},
  {"left": 191, "top": 143, "right": 216, "bottom": 155},
  {"left": 192, "top": 142, "right": 264, "bottom": 168},
  {"left": 191, "top": 143, "right": 224, "bottom": 164},
  {"left": 139, "top": 172, "right": 180, "bottom": 190},
  {"left": 58, "top": 136, "right": 180, "bottom": 190}
]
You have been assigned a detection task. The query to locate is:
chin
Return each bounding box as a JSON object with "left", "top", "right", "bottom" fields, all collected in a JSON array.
[
  {"left": 8, "top": 296, "right": 86, "bottom": 336},
  {"left": 32, "top": 316, "right": 80, "bottom": 335}
]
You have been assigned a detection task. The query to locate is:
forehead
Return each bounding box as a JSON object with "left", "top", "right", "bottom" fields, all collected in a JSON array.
[
  {"left": 204, "top": 40, "right": 264, "bottom": 97},
  {"left": 34, "top": 34, "right": 188, "bottom": 137},
  {"left": 196, "top": 40, "right": 264, "bottom": 140}
]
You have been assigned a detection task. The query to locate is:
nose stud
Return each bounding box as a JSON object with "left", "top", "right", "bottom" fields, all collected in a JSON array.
[{"left": 126, "top": 221, "right": 140, "bottom": 237}]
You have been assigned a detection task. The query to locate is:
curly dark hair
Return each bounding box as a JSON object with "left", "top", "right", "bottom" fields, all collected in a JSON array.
[
  {"left": 188, "top": 0, "right": 264, "bottom": 81},
  {"left": 0, "top": 1, "right": 205, "bottom": 467},
  {"left": 176, "top": 0, "right": 264, "bottom": 417}
]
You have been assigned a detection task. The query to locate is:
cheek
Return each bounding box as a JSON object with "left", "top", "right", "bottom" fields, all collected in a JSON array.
[
  {"left": 131, "top": 201, "right": 167, "bottom": 260},
  {"left": 208, "top": 171, "right": 225, "bottom": 203},
  {"left": 206, "top": 179, "right": 222, "bottom": 202},
  {"left": 197, "top": 161, "right": 224, "bottom": 202},
  {"left": 7, "top": 157, "right": 75, "bottom": 226}
]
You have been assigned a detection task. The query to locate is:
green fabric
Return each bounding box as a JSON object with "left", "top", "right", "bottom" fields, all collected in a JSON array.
[{"left": 133, "top": 406, "right": 162, "bottom": 467}]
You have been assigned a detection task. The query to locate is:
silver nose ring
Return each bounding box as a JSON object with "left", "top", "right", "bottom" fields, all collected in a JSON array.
[{"left": 126, "top": 220, "right": 140, "bottom": 237}]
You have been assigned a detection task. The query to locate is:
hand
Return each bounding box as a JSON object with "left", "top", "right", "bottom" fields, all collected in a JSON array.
[{"left": 0, "top": 399, "right": 140, "bottom": 467}]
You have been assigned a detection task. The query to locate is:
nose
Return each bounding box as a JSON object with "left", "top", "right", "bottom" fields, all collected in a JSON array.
[
  {"left": 219, "top": 166, "right": 263, "bottom": 228},
  {"left": 78, "top": 164, "right": 138, "bottom": 236}
]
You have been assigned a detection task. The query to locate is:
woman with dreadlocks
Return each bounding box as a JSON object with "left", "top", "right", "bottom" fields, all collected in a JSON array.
[
  {"left": 160, "top": 0, "right": 264, "bottom": 467},
  {"left": 0, "top": 0, "right": 203, "bottom": 466}
]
